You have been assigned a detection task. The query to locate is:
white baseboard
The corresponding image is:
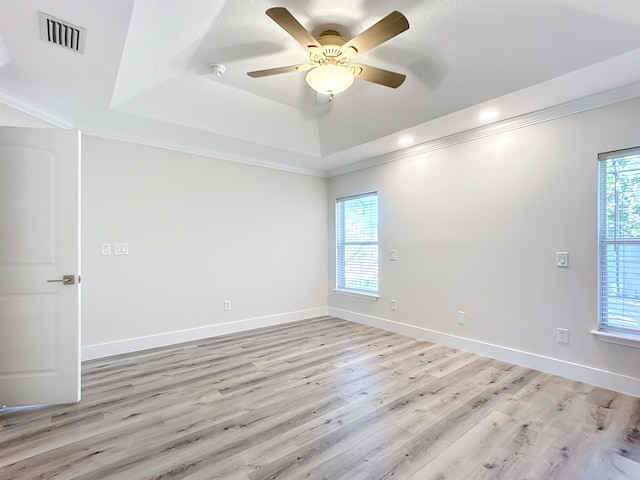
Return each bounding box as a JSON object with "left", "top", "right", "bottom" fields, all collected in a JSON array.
[
  {"left": 329, "top": 307, "right": 640, "bottom": 398},
  {"left": 82, "top": 307, "right": 328, "bottom": 361}
]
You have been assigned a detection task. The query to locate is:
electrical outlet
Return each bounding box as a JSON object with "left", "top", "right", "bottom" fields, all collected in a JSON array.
[
  {"left": 390, "top": 299, "right": 397, "bottom": 311},
  {"left": 224, "top": 300, "right": 231, "bottom": 311},
  {"left": 557, "top": 328, "right": 569, "bottom": 344}
]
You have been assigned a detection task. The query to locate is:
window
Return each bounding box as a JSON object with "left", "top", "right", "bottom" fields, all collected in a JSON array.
[
  {"left": 336, "top": 192, "right": 378, "bottom": 296},
  {"left": 598, "top": 146, "right": 640, "bottom": 336}
]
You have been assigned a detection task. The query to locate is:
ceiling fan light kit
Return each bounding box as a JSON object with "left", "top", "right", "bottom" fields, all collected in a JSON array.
[
  {"left": 248, "top": 7, "right": 409, "bottom": 98},
  {"left": 305, "top": 64, "right": 354, "bottom": 95}
]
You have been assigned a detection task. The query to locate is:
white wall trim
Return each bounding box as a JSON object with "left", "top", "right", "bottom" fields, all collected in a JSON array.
[
  {"left": 591, "top": 329, "right": 640, "bottom": 349},
  {"left": 79, "top": 128, "right": 327, "bottom": 178},
  {"left": 329, "top": 307, "right": 640, "bottom": 398},
  {"left": 327, "top": 81, "right": 640, "bottom": 177},
  {"left": 18, "top": 79, "right": 635, "bottom": 179},
  {"left": 0, "top": 86, "right": 74, "bottom": 129},
  {"left": 82, "top": 307, "right": 328, "bottom": 361}
]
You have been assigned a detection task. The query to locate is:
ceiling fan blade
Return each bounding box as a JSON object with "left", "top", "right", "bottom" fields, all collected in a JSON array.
[
  {"left": 350, "top": 64, "right": 406, "bottom": 88},
  {"left": 266, "top": 7, "right": 322, "bottom": 52},
  {"left": 341, "top": 11, "right": 409, "bottom": 59},
  {"left": 247, "top": 64, "right": 313, "bottom": 78}
]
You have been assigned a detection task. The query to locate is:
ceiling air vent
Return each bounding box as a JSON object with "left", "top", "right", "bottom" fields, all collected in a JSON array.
[{"left": 38, "top": 12, "right": 86, "bottom": 53}]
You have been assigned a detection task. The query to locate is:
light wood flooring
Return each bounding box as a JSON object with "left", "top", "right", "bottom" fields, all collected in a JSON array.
[{"left": 1, "top": 316, "right": 639, "bottom": 479}]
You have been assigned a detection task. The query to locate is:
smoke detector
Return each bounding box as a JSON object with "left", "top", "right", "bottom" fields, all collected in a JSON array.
[{"left": 209, "top": 64, "right": 226, "bottom": 77}]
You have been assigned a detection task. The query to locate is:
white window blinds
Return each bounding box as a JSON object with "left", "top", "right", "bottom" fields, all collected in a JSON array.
[
  {"left": 336, "top": 192, "right": 378, "bottom": 294},
  {"left": 598, "top": 146, "right": 640, "bottom": 335}
]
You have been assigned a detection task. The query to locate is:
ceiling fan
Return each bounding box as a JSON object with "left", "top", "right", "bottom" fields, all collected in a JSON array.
[{"left": 247, "top": 7, "right": 410, "bottom": 98}]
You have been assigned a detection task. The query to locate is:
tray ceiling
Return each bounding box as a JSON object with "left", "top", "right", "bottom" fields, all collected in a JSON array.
[{"left": 1, "top": 0, "right": 640, "bottom": 174}]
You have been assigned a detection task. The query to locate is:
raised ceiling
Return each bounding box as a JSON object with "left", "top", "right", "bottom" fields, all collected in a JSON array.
[{"left": 1, "top": 0, "right": 640, "bottom": 175}]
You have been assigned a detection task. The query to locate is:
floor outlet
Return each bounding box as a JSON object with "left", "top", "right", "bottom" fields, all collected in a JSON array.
[
  {"left": 224, "top": 300, "right": 231, "bottom": 311},
  {"left": 557, "top": 328, "right": 569, "bottom": 344}
]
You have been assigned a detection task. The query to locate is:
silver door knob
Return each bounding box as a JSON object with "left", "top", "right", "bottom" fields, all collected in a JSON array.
[{"left": 47, "top": 274, "right": 75, "bottom": 285}]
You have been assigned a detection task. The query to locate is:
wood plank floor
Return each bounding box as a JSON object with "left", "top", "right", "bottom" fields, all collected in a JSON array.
[{"left": 1, "top": 316, "right": 639, "bottom": 479}]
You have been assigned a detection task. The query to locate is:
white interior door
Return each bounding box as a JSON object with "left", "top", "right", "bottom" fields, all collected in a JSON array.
[{"left": 0, "top": 127, "right": 80, "bottom": 407}]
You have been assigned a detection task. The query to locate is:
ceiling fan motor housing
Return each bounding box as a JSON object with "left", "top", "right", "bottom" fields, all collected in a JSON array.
[
  {"left": 247, "top": 8, "right": 409, "bottom": 92},
  {"left": 312, "top": 30, "right": 357, "bottom": 65}
]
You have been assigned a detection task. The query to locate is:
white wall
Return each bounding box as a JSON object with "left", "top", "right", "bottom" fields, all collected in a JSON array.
[
  {"left": 80, "top": 99, "right": 640, "bottom": 395},
  {"left": 328, "top": 97, "right": 640, "bottom": 396},
  {"left": 81, "top": 136, "right": 327, "bottom": 357}
]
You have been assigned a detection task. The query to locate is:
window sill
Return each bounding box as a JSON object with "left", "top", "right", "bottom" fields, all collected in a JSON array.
[
  {"left": 590, "top": 329, "right": 640, "bottom": 349},
  {"left": 333, "top": 289, "right": 379, "bottom": 300}
]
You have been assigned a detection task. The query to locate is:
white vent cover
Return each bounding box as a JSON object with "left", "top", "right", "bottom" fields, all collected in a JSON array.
[{"left": 38, "top": 12, "right": 86, "bottom": 53}]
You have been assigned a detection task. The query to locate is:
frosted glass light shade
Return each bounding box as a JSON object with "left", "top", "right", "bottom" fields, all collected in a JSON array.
[{"left": 305, "top": 65, "right": 354, "bottom": 95}]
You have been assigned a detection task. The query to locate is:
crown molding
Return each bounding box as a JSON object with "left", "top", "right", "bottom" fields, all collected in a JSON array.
[
  {"left": 78, "top": 127, "right": 328, "bottom": 178},
  {"left": 327, "top": 81, "right": 640, "bottom": 177},
  {"left": 4, "top": 80, "right": 639, "bottom": 179},
  {"left": 0, "top": 87, "right": 74, "bottom": 129}
]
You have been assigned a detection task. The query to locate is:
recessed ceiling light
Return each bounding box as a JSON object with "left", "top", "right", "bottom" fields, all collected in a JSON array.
[
  {"left": 479, "top": 109, "right": 499, "bottom": 121},
  {"left": 399, "top": 136, "right": 414, "bottom": 146}
]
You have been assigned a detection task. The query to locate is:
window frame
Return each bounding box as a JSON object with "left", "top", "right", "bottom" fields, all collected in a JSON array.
[
  {"left": 335, "top": 192, "right": 379, "bottom": 299},
  {"left": 596, "top": 146, "right": 640, "bottom": 347}
]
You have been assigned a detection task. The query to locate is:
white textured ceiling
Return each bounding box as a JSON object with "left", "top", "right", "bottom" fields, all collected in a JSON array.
[{"left": 1, "top": 0, "right": 640, "bottom": 175}]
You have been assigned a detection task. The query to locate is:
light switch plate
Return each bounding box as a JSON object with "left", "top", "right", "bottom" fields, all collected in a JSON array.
[
  {"left": 101, "top": 243, "right": 111, "bottom": 256},
  {"left": 114, "top": 243, "right": 129, "bottom": 255},
  {"left": 390, "top": 249, "right": 397, "bottom": 261}
]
